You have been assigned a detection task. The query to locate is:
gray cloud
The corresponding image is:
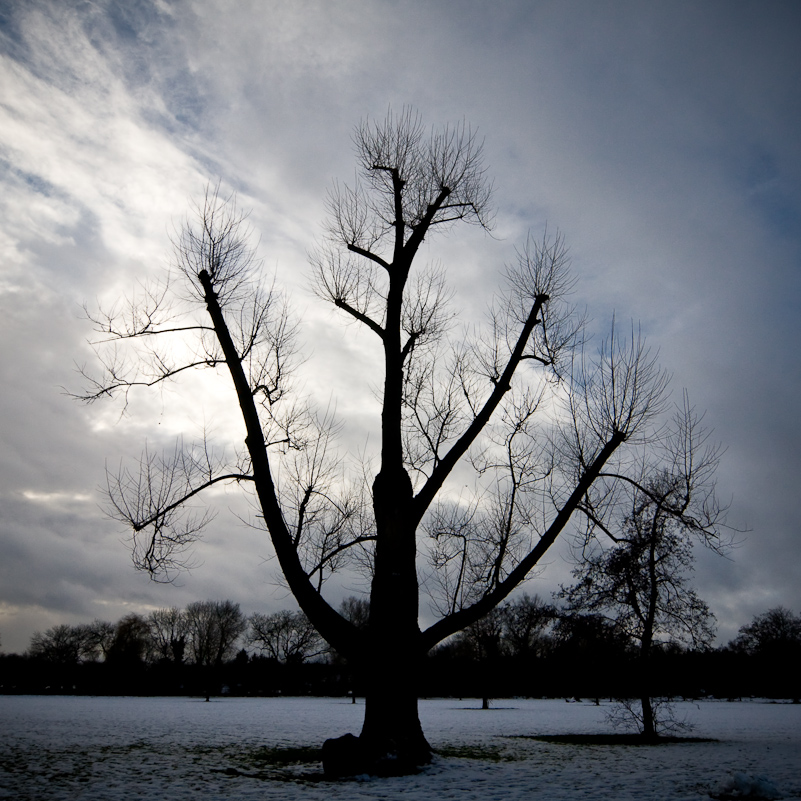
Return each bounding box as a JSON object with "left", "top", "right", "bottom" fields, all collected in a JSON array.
[{"left": 1, "top": 0, "right": 799, "bottom": 652}]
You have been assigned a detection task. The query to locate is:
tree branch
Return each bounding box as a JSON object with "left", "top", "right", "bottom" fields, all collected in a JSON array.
[
  {"left": 125, "top": 472, "right": 253, "bottom": 531},
  {"left": 420, "top": 429, "right": 625, "bottom": 651},
  {"left": 197, "top": 268, "right": 361, "bottom": 659},
  {"left": 346, "top": 242, "right": 390, "bottom": 271},
  {"left": 334, "top": 297, "right": 385, "bottom": 338},
  {"left": 412, "top": 293, "right": 548, "bottom": 523}
]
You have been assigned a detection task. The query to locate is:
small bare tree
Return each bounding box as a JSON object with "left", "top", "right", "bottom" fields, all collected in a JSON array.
[
  {"left": 732, "top": 607, "right": 801, "bottom": 655},
  {"left": 79, "top": 109, "right": 675, "bottom": 773},
  {"left": 452, "top": 605, "right": 506, "bottom": 710},
  {"left": 560, "top": 397, "right": 731, "bottom": 737},
  {"left": 338, "top": 596, "right": 370, "bottom": 631},
  {"left": 730, "top": 606, "right": 801, "bottom": 702},
  {"left": 77, "top": 620, "right": 116, "bottom": 662}
]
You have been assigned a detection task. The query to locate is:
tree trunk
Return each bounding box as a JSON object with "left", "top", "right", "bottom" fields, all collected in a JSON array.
[
  {"left": 358, "top": 466, "right": 432, "bottom": 772},
  {"left": 640, "top": 532, "right": 659, "bottom": 740},
  {"left": 323, "top": 618, "right": 431, "bottom": 777},
  {"left": 638, "top": 633, "right": 656, "bottom": 739},
  {"left": 640, "top": 694, "right": 655, "bottom": 740},
  {"left": 359, "top": 660, "right": 431, "bottom": 772}
]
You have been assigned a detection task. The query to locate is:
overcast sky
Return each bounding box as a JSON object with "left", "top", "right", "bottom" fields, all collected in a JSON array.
[{"left": 1, "top": 0, "right": 799, "bottom": 655}]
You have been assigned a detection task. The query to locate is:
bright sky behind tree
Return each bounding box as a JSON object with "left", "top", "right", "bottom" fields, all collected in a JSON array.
[{"left": 1, "top": 0, "right": 799, "bottom": 654}]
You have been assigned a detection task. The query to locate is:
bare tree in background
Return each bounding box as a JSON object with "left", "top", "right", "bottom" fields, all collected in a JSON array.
[
  {"left": 730, "top": 606, "right": 801, "bottom": 702},
  {"left": 182, "top": 600, "right": 246, "bottom": 701},
  {"left": 148, "top": 607, "right": 187, "bottom": 663},
  {"left": 502, "top": 593, "right": 556, "bottom": 659},
  {"left": 247, "top": 610, "right": 326, "bottom": 664},
  {"left": 449, "top": 594, "right": 555, "bottom": 709},
  {"left": 79, "top": 620, "right": 116, "bottom": 662},
  {"left": 184, "top": 600, "right": 246, "bottom": 668},
  {"left": 338, "top": 596, "right": 370, "bottom": 631},
  {"left": 79, "top": 108, "right": 675, "bottom": 773},
  {"left": 559, "top": 397, "right": 731, "bottom": 737},
  {"left": 452, "top": 605, "right": 506, "bottom": 710},
  {"left": 28, "top": 624, "right": 91, "bottom": 665}
]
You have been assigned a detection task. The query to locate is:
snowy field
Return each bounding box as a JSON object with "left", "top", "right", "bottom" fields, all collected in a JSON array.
[{"left": 1, "top": 695, "right": 799, "bottom": 800}]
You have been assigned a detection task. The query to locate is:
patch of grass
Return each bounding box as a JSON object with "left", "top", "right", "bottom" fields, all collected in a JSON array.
[
  {"left": 211, "top": 744, "right": 327, "bottom": 784},
  {"left": 435, "top": 744, "right": 521, "bottom": 762},
  {"left": 246, "top": 745, "right": 324, "bottom": 766},
  {"left": 517, "top": 733, "right": 716, "bottom": 746}
]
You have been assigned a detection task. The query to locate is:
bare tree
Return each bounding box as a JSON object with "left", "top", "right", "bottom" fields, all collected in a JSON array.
[
  {"left": 452, "top": 605, "right": 506, "bottom": 710},
  {"left": 28, "top": 624, "right": 89, "bottom": 665},
  {"left": 247, "top": 610, "right": 326, "bottom": 664},
  {"left": 82, "top": 619, "right": 116, "bottom": 662},
  {"left": 335, "top": 595, "right": 371, "bottom": 703},
  {"left": 502, "top": 593, "right": 556, "bottom": 659},
  {"left": 148, "top": 607, "right": 187, "bottom": 663},
  {"left": 184, "top": 600, "right": 246, "bottom": 668},
  {"left": 559, "top": 398, "right": 731, "bottom": 738},
  {"left": 338, "top": 595, "right": 370, "bottom": 631},
  {"left": 183, "top": 599, "right": 246, "bottom": 701},
  {"left": 448, "top": 594, "right": 555, "bottom": 709},
  {"left": 79, "top": 109, "right": 674, "bottom": 773},
  {"left": 28, "top": 621, "right": 118, "bottom": 665}
]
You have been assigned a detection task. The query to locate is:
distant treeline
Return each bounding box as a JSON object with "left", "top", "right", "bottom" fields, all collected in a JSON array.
[{"left": 1, "top": 598, "right": 799, "bottom": 701}]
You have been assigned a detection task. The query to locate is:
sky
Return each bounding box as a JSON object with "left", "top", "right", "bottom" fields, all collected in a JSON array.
[{"left": 0, "top": 0, "right": 799, "bottom": 655}]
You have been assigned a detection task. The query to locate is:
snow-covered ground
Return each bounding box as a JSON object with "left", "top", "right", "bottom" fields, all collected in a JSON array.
[{"left": 1, "top": 696, "right": 799, "bottom": 800}]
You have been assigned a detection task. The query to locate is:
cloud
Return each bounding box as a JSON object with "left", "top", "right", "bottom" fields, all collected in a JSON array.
[{"left": 0, "top": 0, "right": 799, "bottom": 654}]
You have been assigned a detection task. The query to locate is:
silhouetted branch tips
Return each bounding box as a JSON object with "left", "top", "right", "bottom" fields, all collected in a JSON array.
[{"left": 174, "top": 183, "right": 259, "bottom": 306}]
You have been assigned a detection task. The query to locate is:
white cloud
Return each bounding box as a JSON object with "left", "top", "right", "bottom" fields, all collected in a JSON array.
[{"left": 21, "top": 491, "right": 93, "bottom": 504}]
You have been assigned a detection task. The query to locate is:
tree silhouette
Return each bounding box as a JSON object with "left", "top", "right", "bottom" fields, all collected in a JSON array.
[
  {"left": 182, "top": 600, "right": 246, "bottom": 700},
  {"left": 559, "top": 399, "right": 730, "bottom": 737},
  {"left": 28, "top": 624, "right": 89, "bottom": 665},
  {"left": 731, "top": 607, "right": 801, "bottom": 701},
  {"left": 107, "top": 614, "right": 151, "bottom": 666},
  {"left": 502, "top": 594, "right": 556, "bottom": 659},
  {"left": 732, "top": 607, "right": 801, "bottom": 657},
  {"left": 247, "top": 610, "right": 326, "bottom": 664},
  {"left": 148, "top": 607, "right": 187, "bottom": 663},
  {"left": 79, "top": 109, "right": 674, "bottom": 773},
  {"left": 184, "top": 600, "right": 246, "bottom": 668}
]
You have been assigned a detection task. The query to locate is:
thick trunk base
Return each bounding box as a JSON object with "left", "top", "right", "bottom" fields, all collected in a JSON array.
[
  {"left": 322, "top": 689, "right": 431, "bottom": 777},
  {"left": 322, "top": 730, "right": 431, "bottom": 778}
]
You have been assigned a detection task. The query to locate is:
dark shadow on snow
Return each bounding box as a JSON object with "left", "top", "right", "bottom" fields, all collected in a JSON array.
[{"left": 518, "top": 733, "right": 717, "bottom": 745}]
